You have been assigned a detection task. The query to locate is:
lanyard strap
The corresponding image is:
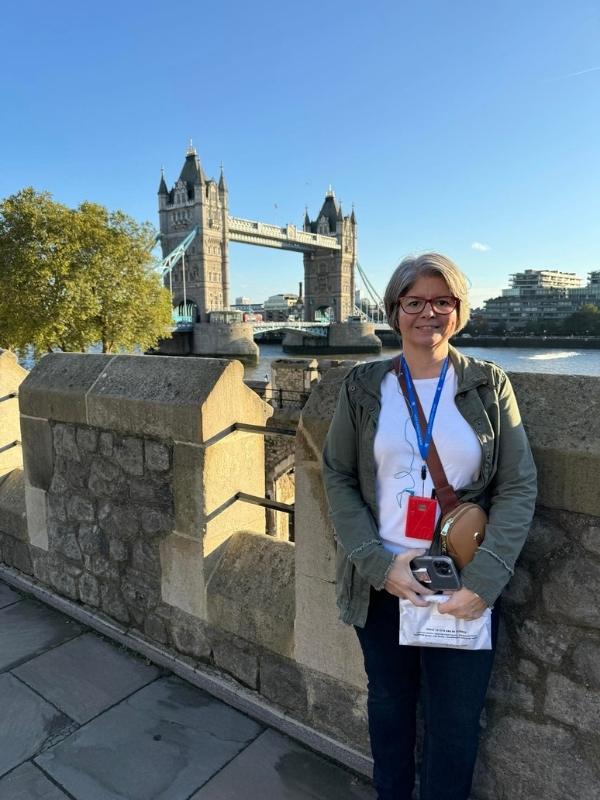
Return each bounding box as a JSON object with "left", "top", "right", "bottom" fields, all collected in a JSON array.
[{"left": 400, "top": 355, "right": 449, "bottom": 463}]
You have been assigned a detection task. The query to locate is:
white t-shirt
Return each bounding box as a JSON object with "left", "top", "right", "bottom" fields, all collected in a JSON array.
[{"left": 374, "top": 365, "right": 482, "bottom": 554}]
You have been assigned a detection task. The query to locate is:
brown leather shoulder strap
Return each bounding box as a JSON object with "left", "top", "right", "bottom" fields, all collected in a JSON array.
[{"left": 390, "top": 358, "right": 460, "bottom": 515}]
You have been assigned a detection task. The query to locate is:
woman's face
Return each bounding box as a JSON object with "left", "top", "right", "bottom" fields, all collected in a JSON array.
[{"left": 397, "top": 274, "right": 458, "bottom": 350}]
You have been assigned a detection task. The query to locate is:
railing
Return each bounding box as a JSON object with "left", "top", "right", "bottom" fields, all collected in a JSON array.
[
  {"left": 263, "top": 387, "right": 311, "bottom": 411},
  {"left": 0, "top": 393, "right": 20, "bottom": 453}
]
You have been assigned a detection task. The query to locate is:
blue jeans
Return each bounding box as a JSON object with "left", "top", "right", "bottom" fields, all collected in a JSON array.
[{"left": 355, "top": 588, "right": 499, "bottom": 800}]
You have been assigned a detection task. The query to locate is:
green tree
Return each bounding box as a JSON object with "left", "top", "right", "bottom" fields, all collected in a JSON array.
[
  {"left": 560, "top": 304, "right": 600, "bottom": 336},
  {"left": 0, "top": 188, "right": 173, "bottom": 356}
]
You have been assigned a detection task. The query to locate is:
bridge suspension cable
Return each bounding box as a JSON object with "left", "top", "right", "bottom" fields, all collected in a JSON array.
[{"left": 355, "top": 260, "right": 387, "bottom": 323}]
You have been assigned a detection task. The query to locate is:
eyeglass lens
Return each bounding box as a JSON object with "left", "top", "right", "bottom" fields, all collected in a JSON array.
[{"left": 399, "top": 296, "right": 458, "bottom": 314}]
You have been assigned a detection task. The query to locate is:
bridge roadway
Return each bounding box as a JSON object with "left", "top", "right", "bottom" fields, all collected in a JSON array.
[{"left": 228, "top": 216, "right": 340, "bottom": 253}]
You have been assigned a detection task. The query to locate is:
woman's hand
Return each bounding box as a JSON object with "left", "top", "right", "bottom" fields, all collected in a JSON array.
[
  {"left": 438, "top": 587, "right": 487, "bottom": 620},
  {"left": 384, "top": 549, "right": 434, "bottom": 606}
]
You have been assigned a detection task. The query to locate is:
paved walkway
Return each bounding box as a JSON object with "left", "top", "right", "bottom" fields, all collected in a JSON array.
[{"left": 0, "top": 581, "right": 375, "bottom": 800}]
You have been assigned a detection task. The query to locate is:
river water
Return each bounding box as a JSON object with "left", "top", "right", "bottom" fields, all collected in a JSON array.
[{"left": 245, "top": 344, "right": 600, "bottom": 381}]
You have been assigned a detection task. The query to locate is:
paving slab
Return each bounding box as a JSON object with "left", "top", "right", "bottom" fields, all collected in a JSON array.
[
  {"left": 0, "top": 762, "right": 70, "bottom": 799},
  {"left": 0, "top": 674, "right": 75, "bottom": 778},
  {"left": 0, "top": 599, "right": 83, "bottom": 672},
  {"left": 14, "top": 632, "right": 162, "bottom": 724},
  {"left": 36, "top": 675, "right": 264, "bottom": 800},
  {"left": 191, "top": 728, "right": 376, "bottom": 799},
  {"left": 0, "top": 582, "right": 21, "bottom": 609}
]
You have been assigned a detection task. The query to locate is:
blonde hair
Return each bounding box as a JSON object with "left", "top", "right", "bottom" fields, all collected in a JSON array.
[{"left": 384, "top": 252, "right": 470, "bottom": 335}]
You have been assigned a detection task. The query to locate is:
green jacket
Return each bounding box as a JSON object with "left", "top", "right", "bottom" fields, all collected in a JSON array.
[{"left": 322, "top": 346, "right": 537, "bottom": 627}]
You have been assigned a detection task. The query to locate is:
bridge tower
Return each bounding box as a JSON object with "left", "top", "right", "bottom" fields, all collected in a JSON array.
[
  {"left": 302, "top": 189, "right": 357, "bottom": 322},
  {"left": 158, "top": 144, "right": 230, "bottom": 322}
]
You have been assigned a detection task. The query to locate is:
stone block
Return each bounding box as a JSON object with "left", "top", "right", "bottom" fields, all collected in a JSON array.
[
  {"left": 98, "top": 431, "right": 113, "bottom": 457},
  {"left": 207, "top": 532, "right": 294, "bottom": 656},
  {"left": 294, "top": 462, "right": 336, "bottom": 582},
  {"left": 0, "top": 468, "right": 27, "bottom": 540},
  {"left": 145, "top": 440, "right": 170, "bottom": 472},
  {"left": 173, "top": 443, "right": 204, "bottom": 538},
  {"left": 77, "top": 524, "right": 108, "bottom": 557},
  {"left": 129, "top": 474, "right": 173, "bottom": 509},
  {"left": 296, "top": 366, "right": 351, "bottom": 464},
  {"left": 544, "top": 672, "right": 600, "bottom": 733},
  {"left": 114, "top": 436, "right": 144, "bottom": 476},
  {"left": 25, "top": 484, "right": 48, "bottom": 550},
  {"left": 0, "top": 533, "right": 33, "bottom": 574},
  {"left": 294, "top": 571, "right": 366, "bottom": 689},
  {"left": 18, "top": 353, "right": 108, "bottom": 424},
  {"left": 65, "top": 493, "right": 95, "bottom": 523},
  {"left": 515, "top": 618, "right": 573, "bottom": 666},
  {"left": 542, "top": 558, "right": 600, "bottom": 628},
  {"left": 20, "top": 416, "right": 53, "bottom": 490},
  {"left": 76, "top": 426, "right": 98, "bottom": 453},
  {"left": 211, "top": 633, "right": 259, "bottom": 689},
  {"left": 87, "top": 456, "right": 125, "bottom": 499},
  {"left": 571, "top": 638, "right": 600, "bottom": 689},
  {"left": 580, "top": 523, "right": 600, "bottom": 556},
  {"left": 168, "top": 607, "right": 212, "bottom": 660},
  {"left": 130, "top": 539, "right": 161, "bottom": 576},
  {"left": 535, "top": 448, "right": 600, "bottom": 516},
  {"left": 259, "top": 651, "right": 309, "bottom": 718},
  {"left": 86, "top": 354, "right": 267, "bottom": 443},
  {"left": 160, "top": 533, "right": 206, "bottom": 618},
  {"left": 305, "top": 668, "right": 370, "bottom": 751},
  {"left": 100, "top": 581, "right": 130, "bottom": 624},
  {"left": 502, "top": 563, "right": 533, "bottom": 606},
  {"left": 48, "top": 520, "right": 81, "bottom": 562},
  {"left": 140, "top": 507, "right": 172, "bottom": 536},
  {"left": 519, "top": 511, "right": 568, "bottom": 563},
  {"left": 477, "top": 716, "right": 598, "bottom": 800},
  {"left": 487, "top": 670, "right": 535, "bottom": 713},
  {"left": 203, "top": 430, "right": 265, "bottom": 516},
  {"left": 97, "top": 500, "right": 139, "bottom": 541},
  {"left": 78, "top": 572, "right": 100, "bottom": 607}
]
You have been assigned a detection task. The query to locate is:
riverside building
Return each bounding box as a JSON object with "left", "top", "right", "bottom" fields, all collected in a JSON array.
[{"left": 482, "top": 269, "right": 600, "bottom": 330}]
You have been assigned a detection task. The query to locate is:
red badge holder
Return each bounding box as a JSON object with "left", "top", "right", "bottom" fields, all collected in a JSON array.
[{"left": 405, "top": 495, "right": 437, "bottom": 541}]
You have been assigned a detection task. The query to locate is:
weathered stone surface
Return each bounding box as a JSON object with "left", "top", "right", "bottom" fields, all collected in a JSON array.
[
  {"left": 98, "top": 431, "right": 113, "bottom": 457},
  {"left": 144, "top": 612, "right": 168, "bottom": 644},
  {"left": 0, "top": 533, "right": 33, "bottom": 574},
  {"left": 140, "top": 507, "right": 172, "bottom": 536},
  {"left": 48, "top": 565, "right": 79, "bottom": 600},
  {"left": 65, "top": 494, "right": 95, "bottom": 523},
  {"left": 145, "top": 440, "right": 170, "bottom": 472},
  {"left": 581, "top": 524, "right": 600, "bottom": 556},
  {"left": 121, "top": 568, "right": 161, "bottom": 617},
  {"left": 14, "top": 632, "right": 160, "bottom": 724},
  {"left": 477, "top": 716, "right": 598, "bottom": 800},
  {"left": 131, "top": 539, "right": 161, "bottom": 576},
  {"left": 98, "top": 501, "right": 139, "bottom": 540},
  {"left": 160, "top": 533, "right": 206, "bottom": 618},
  {"left": 542, "top": 558, "right": 600, "bottom": 628},
  {"left": 173, "top": 442, "right": 204, "bottom": 538},
  {"left": 0, "top": 674, "right": 73, "bottom": 778},
  {"left": 515, "top": 619, "right": 573, "bottom": 666},
  {"left": 100, "top": 581, "right": 130, "bottom": 624},
  {"left": 0, "top": 468, "right": 27, "bottom": 540},
  {"left": 53, "top": 423, "right": 80, "bottom": 461},
  {"left": 108, "top": 537, "right": 129, "bottom": 562},
  {"left": 544, "top": 672, "right": 600, "bottom": 733},
  {"left": 130, "top": 475, "right": 173, "bottom": 508},
  {"left": 487, "top": 670, "right": 535, "bottom": 713},
  {"left": 36, "top": 676, "right": 263, "bottom": 800},
  {"left": 49, "top": 521, "right": 81, "bottom": 561},
  {"left": 78, "top": 572, "right": 100, "bottom": 607},
  {"left": 305, "top": 668, "right": 369, "bottom": 751},
  {"left": 18, "top": 353, "right": 108, "bottom": 424},
  {"left": 502, "top": 564, "right": 532, "bottom": 606},
  {"left": 24, "top": 484, "right": 48, "bottom": 549},
  {"left": 77, "top": 524, "right": 108, "bottom": 557},
  {"left": 259, "top": 652, "right": 309, "bottom": 718},
  {"left": 87, "top": 457, "right": 125, "bottom": 499},
  {"left": 571, "top": 638, "right": 600, "bottom": 689},
  {"left": 207, "top": 532, "right": 294, "bottom": 656},
  {"left": 0, "top": 762, "right": 70, "bottom": 799},
  {"left": 168, "top": 608, "right": 212, "bottom": 659},
  {"left": 20, "top": 416, "right": 53, "bottom": 490},
  {"left": 192, "top": 728, "right": 376, "bottom": 800},
  {"left": 114, "top": 436, "right": 144, "bottom": 476},
  {"left": 519, "top": 512, "right": 568, "bottom": 562},
  {"left": 212, "top": 634, "right": 259, "bottom": 689},
  {"left": 83, "top": 554, "right": 120, "bottom": 581},
  {"left": 76, "top": 426, "right": 98, "bottom": 453},
  {"left": 517, "top": 658, "right": 540, "bottom": 683}
]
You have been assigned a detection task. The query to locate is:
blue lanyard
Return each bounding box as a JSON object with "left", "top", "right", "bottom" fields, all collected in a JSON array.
[{"left": 400, "top": 356, "right": 449, "bottom": 463}]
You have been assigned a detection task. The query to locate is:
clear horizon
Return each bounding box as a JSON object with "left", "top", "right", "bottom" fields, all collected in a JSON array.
[{"left": 2, "top": 0, "right": 599, "bottom": 309}]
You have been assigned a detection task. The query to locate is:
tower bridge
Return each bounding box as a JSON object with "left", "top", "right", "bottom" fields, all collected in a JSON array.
[{"left": 158, "top": 145, "right": 356, "bottom": 324}]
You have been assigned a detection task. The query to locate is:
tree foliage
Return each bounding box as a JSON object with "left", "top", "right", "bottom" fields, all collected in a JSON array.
[{"left": 0, "top": 188, "right": 173, "bottom": 355}]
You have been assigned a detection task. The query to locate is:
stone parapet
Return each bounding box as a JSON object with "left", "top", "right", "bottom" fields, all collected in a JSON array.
[{"left": 294, "top": 366, "right": 600, "bottom": 798}]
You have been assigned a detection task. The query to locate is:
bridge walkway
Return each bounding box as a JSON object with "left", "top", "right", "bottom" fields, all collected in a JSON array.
[{"left": 0, "top": 580, "right": 375, "bottom": 800}]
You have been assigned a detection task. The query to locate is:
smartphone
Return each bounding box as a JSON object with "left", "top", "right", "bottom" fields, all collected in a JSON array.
[{"left": 410, "top": 555, "right": 461, "bottom": 592}]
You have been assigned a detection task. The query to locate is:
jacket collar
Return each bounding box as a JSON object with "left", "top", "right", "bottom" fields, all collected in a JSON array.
[{"left": 351, "top": 344, "right": 490, "bottom": 405}]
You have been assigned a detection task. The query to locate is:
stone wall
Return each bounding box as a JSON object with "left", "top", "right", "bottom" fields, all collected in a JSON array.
[
  {"left": 2, "top": 351, "right": 599, "bottom": 795},
  {"left": 0, "top": 349, "right": 26, "bottom": 477},
  {"left": 295, "top": 366, "right": 600, "bottom": 799}
]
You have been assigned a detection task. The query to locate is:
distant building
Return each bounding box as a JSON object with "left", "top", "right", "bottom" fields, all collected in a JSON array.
[
  {"left": 263, "top": 293, "right": 300, "bottom": 322},
  {"left": 483, "top": 269, "right": 599, "bottom": 330},
  {"left": 235, "top": 296, "right": 251, "bottom": 306}
]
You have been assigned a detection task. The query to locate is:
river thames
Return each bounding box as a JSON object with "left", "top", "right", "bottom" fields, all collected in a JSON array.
[{"left": 244, "top": 344, "right": 600, "bottom": 381}]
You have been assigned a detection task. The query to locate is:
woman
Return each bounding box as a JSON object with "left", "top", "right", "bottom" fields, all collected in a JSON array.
[{"left": 322, "top": 253, "right": 537, "bottom": 800}]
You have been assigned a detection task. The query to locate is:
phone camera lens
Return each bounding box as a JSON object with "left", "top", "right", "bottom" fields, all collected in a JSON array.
[{"left": 434, "top": 560, "right": 451, "bottom": 575}]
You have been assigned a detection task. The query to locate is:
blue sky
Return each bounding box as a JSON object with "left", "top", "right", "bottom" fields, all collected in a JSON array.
[{"left": 1, "top": 0, "right": 599, "bottom": 308}]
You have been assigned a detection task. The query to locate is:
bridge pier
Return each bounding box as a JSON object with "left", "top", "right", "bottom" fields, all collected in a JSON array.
[
  {"left": 282, "top": 321, "right": 381, "bottom": 355},
  {"left": 192, "top": 321, "right": 259, "bottom": 365}
]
